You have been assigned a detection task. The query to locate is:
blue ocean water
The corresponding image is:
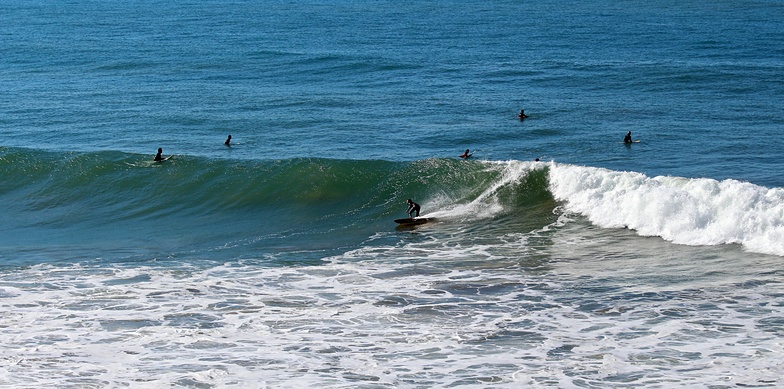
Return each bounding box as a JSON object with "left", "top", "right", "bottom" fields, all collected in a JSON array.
[{"left": 2, "top": 1, "right": 784, "bottom": 387}]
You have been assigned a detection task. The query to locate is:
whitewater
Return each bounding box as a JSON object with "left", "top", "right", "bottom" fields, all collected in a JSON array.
[{"left": 548, "top": 163, "right": 784, "bottom": 256}]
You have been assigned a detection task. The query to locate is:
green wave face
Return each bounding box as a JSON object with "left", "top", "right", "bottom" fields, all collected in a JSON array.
[{"left": 1, "top": 147, "right": 553, "bottom": 265}]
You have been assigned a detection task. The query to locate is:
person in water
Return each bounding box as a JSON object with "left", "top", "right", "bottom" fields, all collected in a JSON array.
[
  {"left": 460, "top": 149, "right": 472, "bottom": 158},
  {"left": 154, "top": 148, "right": 163, "bottom": 161},
  {"left": 225, "top": 134, "right": 232, "bottom": 146},
  {"left": 406, "top": 199, "right": 421, "bottom": 218},
  {"left": 518, "top": 109, "right": 529, "bottom": 119},
  {"left": 624, "top": 131, "right": 633, "bottom": 144}
]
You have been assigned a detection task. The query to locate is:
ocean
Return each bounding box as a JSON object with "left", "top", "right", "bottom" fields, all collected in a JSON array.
[{"left": 1, "top": 0, "right": 783, "bottom": 387}]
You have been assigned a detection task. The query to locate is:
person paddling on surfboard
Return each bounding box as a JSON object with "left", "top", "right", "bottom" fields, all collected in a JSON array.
[
  {"left": 406, "top": 199, "right": 421, "bottom": 218},
  {"left": 623, "top": 131, "right": 633, "bottom": 144},
  {"left": 153, "top": 148, "right": 174, "bottom": 162},
  {"left": 460, "top": 149, "right": 472, "bottom": 158}
]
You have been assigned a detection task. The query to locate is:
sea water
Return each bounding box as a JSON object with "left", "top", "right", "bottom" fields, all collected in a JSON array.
[{"left": 1, "top": 0, "right": 783, "bottom": 387}]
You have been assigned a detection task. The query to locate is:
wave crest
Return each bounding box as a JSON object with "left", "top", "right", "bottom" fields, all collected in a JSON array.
[
  {"left": 549, "top": 163, "right": 784, "bottom": 256},
  {"left": 3, "top": 147, "right": 783, "bottom": 257}
]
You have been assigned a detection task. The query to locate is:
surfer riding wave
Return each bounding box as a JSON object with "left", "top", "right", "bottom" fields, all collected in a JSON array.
[{"left": 406, "top": 199, "right": 421, "bottom": 218}]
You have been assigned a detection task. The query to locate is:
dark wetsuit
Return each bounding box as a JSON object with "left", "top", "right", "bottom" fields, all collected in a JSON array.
[{"left": 406, "top": 201, "right": 421, "bottom": 218}]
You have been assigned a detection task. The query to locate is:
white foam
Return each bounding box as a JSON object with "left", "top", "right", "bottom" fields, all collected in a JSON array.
[
  {"left": 1, "top": 237, "right": 783, "bottom": 388},
  {"left": 548, "top": 163, "right": 784, "bottom": 256}
]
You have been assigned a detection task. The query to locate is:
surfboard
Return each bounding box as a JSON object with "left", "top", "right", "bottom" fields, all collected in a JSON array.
[
  {"left": 394, "top": 217, "right": 435, "bottom": 226},
  {"left": 155, "top": 155, "right": 174, "bottom": 162}
]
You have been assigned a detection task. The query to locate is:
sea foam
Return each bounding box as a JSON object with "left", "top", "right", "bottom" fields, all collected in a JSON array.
[{"left": 548, "top": 163, "right": 784, "bottom": 256}]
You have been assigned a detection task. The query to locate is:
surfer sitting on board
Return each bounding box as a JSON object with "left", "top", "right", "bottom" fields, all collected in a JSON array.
[
  {"left": 518, "top": 109, "right": 529, "bottom": 119},
  {"left": 623, "top": 131, "right": 632, "bottom": 144},
  {"left": 406, "top": 199, "right": 421, "bottom": 218},
  {"left": 460, "top": 149, "right": 472, "bottom": 158},
  {"left": 225, "top": 134, "right": 232, "bottom": 146}
]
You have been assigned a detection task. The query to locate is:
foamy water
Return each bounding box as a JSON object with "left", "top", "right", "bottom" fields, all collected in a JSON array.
[
  {"left": 2, "top": 221, "right": 783, "bottom": 388},
  {"left": 549, "top": 162, "right": 784, "bottom": 256}
]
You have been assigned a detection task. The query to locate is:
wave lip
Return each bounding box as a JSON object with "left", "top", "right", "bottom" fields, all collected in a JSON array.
[{"left": 548, "top": 163, "right": 784, "bottom": 256}]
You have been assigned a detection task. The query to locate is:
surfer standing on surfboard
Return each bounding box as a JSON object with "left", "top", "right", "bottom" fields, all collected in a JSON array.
[{"left": 406, "top": 199, "right": 421, "bottom": 218}]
